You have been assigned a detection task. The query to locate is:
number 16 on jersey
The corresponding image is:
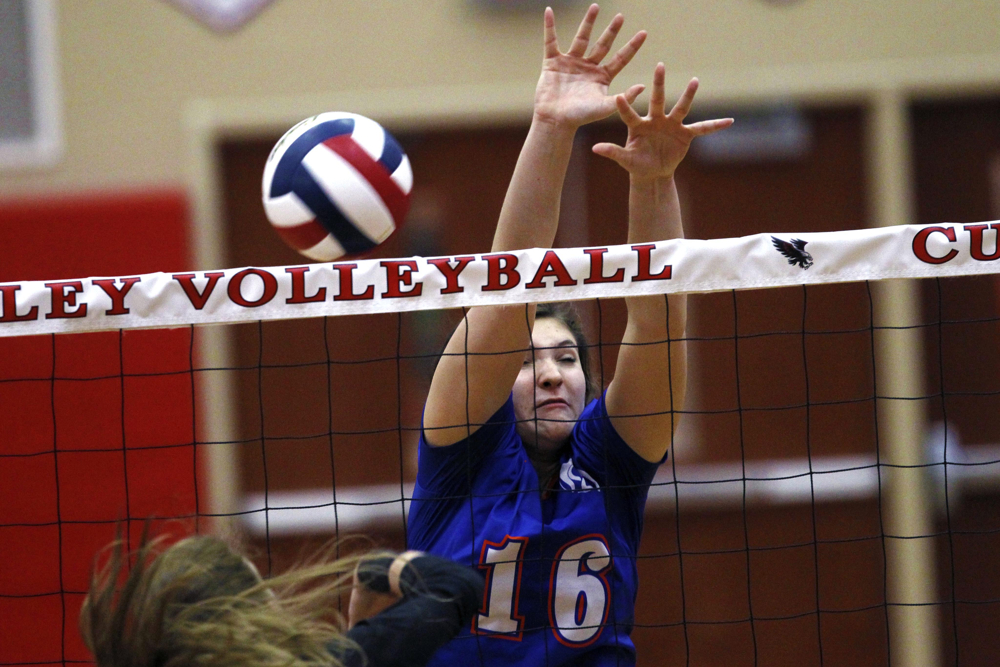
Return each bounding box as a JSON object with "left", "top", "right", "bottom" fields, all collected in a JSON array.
[{"left": 473, "top": 534, "right": 614, "bottom": 647}]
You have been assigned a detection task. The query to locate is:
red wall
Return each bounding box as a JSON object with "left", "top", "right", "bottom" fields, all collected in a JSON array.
[{"left": 0, "top": 191, "right": 197, "bottom": 667}]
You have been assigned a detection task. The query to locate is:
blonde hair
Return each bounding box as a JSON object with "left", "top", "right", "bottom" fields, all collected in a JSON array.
[{"left": 81, "top": 532, "right": 379, "bottom": 667}]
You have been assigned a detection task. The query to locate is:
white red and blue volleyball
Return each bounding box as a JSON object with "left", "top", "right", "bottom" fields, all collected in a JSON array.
[{"left": 261, "top": 112, "right": 412, "bottom": 262}]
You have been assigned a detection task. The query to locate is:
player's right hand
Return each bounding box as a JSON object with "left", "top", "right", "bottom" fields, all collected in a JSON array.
[{"left": 533, "top": 4, "right": 646, "bottom": 129}]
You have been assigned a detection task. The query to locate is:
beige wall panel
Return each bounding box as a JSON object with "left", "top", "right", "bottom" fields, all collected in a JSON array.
[{"left": 1, "top": 0, "right": 999, "bottom": 197}]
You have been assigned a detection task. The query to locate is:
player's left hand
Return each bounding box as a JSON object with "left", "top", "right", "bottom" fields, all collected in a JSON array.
[{"left": 592, "top": 63, "right": 733, "bottom": 181}]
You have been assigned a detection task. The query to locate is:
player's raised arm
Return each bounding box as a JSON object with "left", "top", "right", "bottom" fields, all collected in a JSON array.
[
  {"left": 423, "top": 4, "right": 647, "bottom": 446},
  {"left": 594, "top": 64, "right": 733, "bottom": 462}
]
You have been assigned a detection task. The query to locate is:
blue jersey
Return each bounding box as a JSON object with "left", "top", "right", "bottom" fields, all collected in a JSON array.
[{"left": 407, "top": 391, "right": 664, "bottom": 667}]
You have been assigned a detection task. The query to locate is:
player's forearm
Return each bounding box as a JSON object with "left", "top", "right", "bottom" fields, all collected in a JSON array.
[
  {"left": 625, "top": 175, "right": 686, "bottom": 335},
  {"left": 627, "top": 174, "right": 682, "bottom": 245},
  {"left": 615, "top": 172, "right": 688, "bottom": 449},
  {"left": 491, "top": 117, "right": 577, "bottom": 253}
]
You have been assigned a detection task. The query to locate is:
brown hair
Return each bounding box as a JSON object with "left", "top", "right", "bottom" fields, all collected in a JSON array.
[
  {"left": 81, "top": 532, "right": 375, "bottom": 667},
  {"left": 535, "top": 302, "right": 599, "bottom": 401}
]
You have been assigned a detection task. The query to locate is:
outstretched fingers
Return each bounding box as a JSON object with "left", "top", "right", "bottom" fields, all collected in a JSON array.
[
  {"left": 615, "top": 93, "right": 643, "bottom": 127},
  {"left": 586, "top": 13, "right": 624, "bottom": 63},
  {"left": 591, "top": 141, "right": 629, "bottom": 165},
  {"left": 543, "top": 7, "right": 560, "bottom": 58},
  {"left": 648, "top": 63, "right": 667, "bottom": 117},
  {"left": 622, "top": 84, "right": 645, "bottom": 105},
  {"left": 669, "top": 78, "right": 700, "bottom": 120},
  {"left": 669, "top": 76, "right": 734, "bottom": 135},
  {"left": 687, "top": 118, "right": 735, "bottom": 136},
  {"left": 603, "top": 30, "right": 647, "bottom": 79},
  {"left": 567, "top": 3, "right": 600, "bottom": 57}
]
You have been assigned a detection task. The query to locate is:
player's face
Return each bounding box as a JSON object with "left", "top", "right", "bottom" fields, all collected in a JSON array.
[{"left": 513, "top": 317, "right": 588, "bottom": 458}]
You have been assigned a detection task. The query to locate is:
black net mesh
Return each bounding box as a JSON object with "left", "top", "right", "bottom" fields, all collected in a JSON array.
[{"left": 2, "top": 273, "right": 999, "bottom": 666}]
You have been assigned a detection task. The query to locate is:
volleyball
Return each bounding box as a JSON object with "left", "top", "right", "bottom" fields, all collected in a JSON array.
[{"left": 261, "top": 112, "right": 413, "bottom": 262}]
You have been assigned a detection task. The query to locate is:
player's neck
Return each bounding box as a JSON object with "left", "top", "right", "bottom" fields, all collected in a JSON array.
[{"left": 529, "top": 456, "right": 561, "bottom": 489}]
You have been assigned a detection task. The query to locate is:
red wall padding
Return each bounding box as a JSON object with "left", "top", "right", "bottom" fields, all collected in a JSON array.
[{"left": 0, "top": 191, "right": 196, "bottom": 666}]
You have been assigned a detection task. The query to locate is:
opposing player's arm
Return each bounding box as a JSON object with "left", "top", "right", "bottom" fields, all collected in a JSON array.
[
  {"left": 424, "top": 5, "right": 647, "bottom": 446},
  {"left": 595, "top": 66, "right": 732, "bottom": 462}
]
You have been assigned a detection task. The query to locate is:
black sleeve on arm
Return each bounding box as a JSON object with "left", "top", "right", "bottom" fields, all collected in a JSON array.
[{"left": 333, "top": 554, "right": 484, "bottom": 667}]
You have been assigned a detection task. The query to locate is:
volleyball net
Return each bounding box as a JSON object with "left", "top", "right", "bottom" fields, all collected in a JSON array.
[{"left": 2, "top": 221, "right": 1000, "bottom": 665}]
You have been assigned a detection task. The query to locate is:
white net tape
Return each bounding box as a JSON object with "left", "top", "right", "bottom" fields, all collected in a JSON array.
[{"left": 2, "top": 222, "right": 998, "bottom": 337}]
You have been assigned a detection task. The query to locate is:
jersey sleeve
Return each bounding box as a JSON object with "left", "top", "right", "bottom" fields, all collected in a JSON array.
[
  {"left": 414, "top": 396, "right": 519, "bottom": 497},
  {"left": 573, "top": 390, "right": 666, "bottom": 486},
  {"left": 570, "top": 391, "right": 666, "bottom": 545},
  {"left": 335, "top": 554, "right": 485, "bottom": 667}
]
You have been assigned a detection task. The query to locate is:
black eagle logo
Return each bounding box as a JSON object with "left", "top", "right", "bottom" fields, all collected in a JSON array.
[{"left": 771, "top": 236, "right": 814, "bottom": 269}]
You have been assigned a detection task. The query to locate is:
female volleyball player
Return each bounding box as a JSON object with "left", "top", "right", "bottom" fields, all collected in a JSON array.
[
  {"left": 80, "top": 534, "right": 483, "bottom": 667},
  {"left": 407, "top": 4, "right": 732, "bottom": 666}
]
